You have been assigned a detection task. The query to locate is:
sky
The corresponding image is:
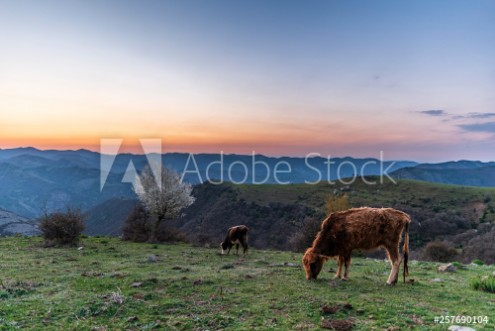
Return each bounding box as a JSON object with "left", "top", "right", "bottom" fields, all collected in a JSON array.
[{"left": 1, "top": 0, "right": 494, "bottom": 162}]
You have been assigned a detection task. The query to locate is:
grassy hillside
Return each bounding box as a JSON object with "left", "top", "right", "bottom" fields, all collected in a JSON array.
[
  {"left": 171, "top": 178, "right": 495, "bottom": 261},
  {"left": 1, "top": 237, "right": 494, "bottom": 330},
  {"left": 235, "top": 178, "right": 495, "bottom": 211}
]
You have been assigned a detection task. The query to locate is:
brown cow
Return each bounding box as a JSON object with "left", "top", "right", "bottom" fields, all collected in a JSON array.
[
  {"left": 221, "top": 225, "right": 249, "bottom": 255},
  {"left": 302, "top": 207, "right": 410, "bottom": 285}
]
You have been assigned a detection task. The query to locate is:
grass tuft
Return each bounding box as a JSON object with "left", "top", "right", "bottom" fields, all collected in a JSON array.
[{"left": 470, "top": 275, "right": 495, "bottom": 293}]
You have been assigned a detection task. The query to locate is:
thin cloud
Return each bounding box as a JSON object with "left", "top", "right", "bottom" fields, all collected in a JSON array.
[
  {"left": 458, "top": 122, "right": 495, "bottom": 133},
  {"left": 417, "top": 110, "right": 446, "bottom": 116},
  {"left": 451, "top": 112, "right": 495, "bottom": 120},
  {"left": 466, "top": 112, "right": 495, "bottom": 119}
]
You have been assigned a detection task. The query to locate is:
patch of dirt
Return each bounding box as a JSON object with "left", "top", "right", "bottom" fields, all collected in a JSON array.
[
  {"left": 321, "top": 303, "right": 353, "bottom": 314},
  {"left": 131, "top": 293, "right": 144, "bottom": 300},
  {"left": 192, "top": 279, "right": 204, "bottom": 286},
  {"left": 322, "top": 305, "right": 340, "bottom": 314},
  {"left": 321, "top": 319, "right": 354, "bottom": 330},
  {"left": 220, "top": 263, "right": 235, "bottom": 270},
  {"left": 81, "top": 270, "right": 104, "bottom": 277},
  {"left": 293, "top": 321, "right": 316, "bottom": 330},
  {"left": 408, "top": 314, "right": 424, "bottom": 325}
]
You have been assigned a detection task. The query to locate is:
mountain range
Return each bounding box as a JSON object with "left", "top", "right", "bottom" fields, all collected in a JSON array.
[
  {"left": 0, "top": 147, "right": 415, "bottom": 218},
  {"left": 1, "top": 147, "right": 495, "bottom": 238},
  {"left": 392, "top": 161, "right": 495, "bottom": 187}
]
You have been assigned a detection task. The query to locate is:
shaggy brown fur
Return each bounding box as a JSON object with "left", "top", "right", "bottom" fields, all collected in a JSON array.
[
  {"left": 302, "top": 207, "right": 410, "bottom": 285},
  {"left": 221, "top": 225, "right": 249, "bottom": 255}
]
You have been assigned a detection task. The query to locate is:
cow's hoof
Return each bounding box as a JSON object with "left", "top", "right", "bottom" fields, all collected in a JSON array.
[{"left": 341, "top": 277, "right": 349, "bottom": 281}]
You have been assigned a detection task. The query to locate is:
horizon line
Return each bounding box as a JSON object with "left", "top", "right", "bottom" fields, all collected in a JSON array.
[{"left": 0, "top": 145, "right": 493, "bottom": 164}]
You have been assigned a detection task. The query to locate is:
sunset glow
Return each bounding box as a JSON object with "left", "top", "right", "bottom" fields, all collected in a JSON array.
[{"left": 1, "top": 0, "right": 494, "bottom": 161}]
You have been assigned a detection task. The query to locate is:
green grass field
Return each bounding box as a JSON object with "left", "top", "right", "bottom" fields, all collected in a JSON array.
[
  {"left": 235, "top": 179, "right": 495, "bottom": 212},
  {"left": 1, "top": 236, "right": 494, "bottom": 330}
]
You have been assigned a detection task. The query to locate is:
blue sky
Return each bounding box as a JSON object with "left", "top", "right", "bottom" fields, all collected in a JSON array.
[{"left": 0, "top": 0, "right": 494, "bottom": 161}]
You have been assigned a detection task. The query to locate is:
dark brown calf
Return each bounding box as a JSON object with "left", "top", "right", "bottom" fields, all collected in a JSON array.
[
  {"left": 302, "top": 207, "right": 410, "bottom": 285},
  {"left": 221, "top": 225, "right": 249, "bottom": 255}
]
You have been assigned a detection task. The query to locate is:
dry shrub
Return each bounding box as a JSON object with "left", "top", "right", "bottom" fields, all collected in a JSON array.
[
  {"left": 421, "top": 241, "right": 458, "bottom": 262},
  {"left": 122, "top": 204, "right": 187, "bottom": 243},
  {"left": 39, "top": 208, "right": 85, "bottom": 246},
  {"left": 289, "top": 216, "right": 323, "bottom": 253},
  {"left": 462, "top": 226, "right": 495, "bottom": 264},
  {"left": 122, "top": 204, "right": 150, "bottom": 242}
]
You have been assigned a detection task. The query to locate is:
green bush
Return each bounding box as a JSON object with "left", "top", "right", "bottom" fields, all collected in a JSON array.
[
  {"left": 39, "top": 208, "right": 85, "bottom": 246},
  {"left": 470, "top": 276, "right": 495, "bottom": 293},
  {"left": 472, "top": 259, "right": 484, "bottom": 266}
]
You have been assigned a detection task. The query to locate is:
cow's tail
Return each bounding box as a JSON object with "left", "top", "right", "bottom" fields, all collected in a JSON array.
[{"left": 403, "top": 221, "right": 410, "bottom": 283}]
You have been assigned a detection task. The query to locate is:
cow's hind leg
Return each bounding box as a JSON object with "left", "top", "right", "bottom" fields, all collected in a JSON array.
[
  {"left": 334, "top": 256, "right": 344, "bottom": 279},
  {"left": 385, "top": 245, "right": 401, "bottom": 285},
  {"left": 342, "top": 254, "right": 352, "bottom": 281},
  {"left": 240, "top": 238, "right": 248, "bottom": 255},
  {"left": 235, "top": 243, "right": 239, "bottom": 255}
]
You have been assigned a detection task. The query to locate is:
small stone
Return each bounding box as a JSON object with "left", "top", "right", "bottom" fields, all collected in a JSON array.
[
  {"left": 438, "top": 263, "right": 457, "bottom": 273},
  {"left": 131, "top": 282, "right": 142, "bottom": 288},
  {"left": 448, "top": 326, "right": 476, "bottom": 331},
  {"left": 148, "top": 255, "right": 157, "bottom": 263},
  {"left": 78, "top": 246, "right": 84, "bottom": 250},
  {"left": 431, "top": 278, "right": 444, "bottom": 282}
]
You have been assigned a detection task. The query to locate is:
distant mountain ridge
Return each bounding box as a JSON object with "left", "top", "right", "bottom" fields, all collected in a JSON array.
[
  {"left": 0, "top": 147, "right": 416, "bottom": 218},
  {"left": 3, "top": 146, "right": 495, "bottom": 222},
  {"left": 392, "top": 161, "right": 495, "bottom": 187}
]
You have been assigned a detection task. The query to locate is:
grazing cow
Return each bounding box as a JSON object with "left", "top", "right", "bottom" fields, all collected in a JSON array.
[
  {"left": 221, "top": 225, "right": 249, "bottom": 255},
  {"left": 302, "top": 207, "right": 410, "bottom": 285}
]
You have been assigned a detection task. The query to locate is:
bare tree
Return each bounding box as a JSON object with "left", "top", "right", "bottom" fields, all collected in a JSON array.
[{"left": 134, "top": 164, "right": 195, "bottom": 242}]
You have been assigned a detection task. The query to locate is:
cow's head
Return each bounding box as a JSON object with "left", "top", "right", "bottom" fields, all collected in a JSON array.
[
  {"left": 220, "top": 241, "right": 228, "bottom": 255},
  {"left": 302, "top": 247, "right": 328, "bottom": 280}
]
